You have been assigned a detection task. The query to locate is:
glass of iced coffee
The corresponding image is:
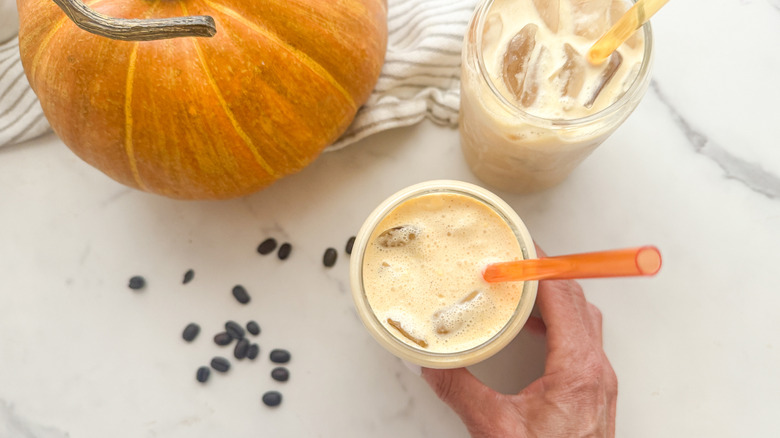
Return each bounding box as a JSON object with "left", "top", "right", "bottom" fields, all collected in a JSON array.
[
  {"left": 350, "top": 180, "right": 538, "bottom": 368},
  {"left": 460, "top": 0, "right": 654, "bottom": 193}
]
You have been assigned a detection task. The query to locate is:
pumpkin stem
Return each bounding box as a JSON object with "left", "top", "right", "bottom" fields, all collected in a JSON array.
[{"left": 52, "top": 0, "right": 216, "bottom": 41}]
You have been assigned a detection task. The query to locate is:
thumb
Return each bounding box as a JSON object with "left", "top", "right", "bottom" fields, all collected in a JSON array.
[{"left": 422, "top": 368, "right": 499, "bottom": 427}]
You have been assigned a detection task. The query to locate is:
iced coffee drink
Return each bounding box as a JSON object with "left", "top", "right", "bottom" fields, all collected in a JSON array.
[
  {"left": 460, "top": 0, "right": 654, "bottom": 193},
  {"left": 350, "top": 181, "right": 537, "bottom": 368}
]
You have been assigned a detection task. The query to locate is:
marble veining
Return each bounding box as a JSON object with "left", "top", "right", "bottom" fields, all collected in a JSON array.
[
  {"left": 0, "top": 400, "right": 69, "bottom": 438},
  {"left": 650, "top": 80, "right": 780, "bottom": 200}
]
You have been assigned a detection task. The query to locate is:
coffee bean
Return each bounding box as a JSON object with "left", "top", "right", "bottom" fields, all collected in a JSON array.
[
  {"left": 232, "top": 285, "right": 250, "bottom": 304},
  {"left": 271, "top": 367, "right": 290, "bottom": 382},
  {"left": 182, "top": 269, "right": 195, "bottom": 284},
  {"left": 225, "top": 321, "right": 245, "bottom": 340},
  {"left": 234, "top": 338, "right": 250, "bottom": 360},
  {"left": 345, "top": 236, "right": 356, "bottom": 255},
  {"left": 182, "top": 323, "right": 200, "bottom": 342},
  {"left": 262, "top": 391, "right": 282, "bottom": 407},
  {"left": 196, "top": 366, "right": 210, "bottom": 383},
  {"left": 257, "top": 238, "right": 278, "bottom": 255},
  {"left": 214, "top": 332, "right": 233, "bottom": 346},
  {"left": 210, "top": 357, "right": 231, "bottom": 373},
  {"left": 128, "top": 276, "right": 145, "bottom": 290},
  {"left": 323, "top": 248, "right": 337, "bottom": 267},
  {"left": 277, "top": 243, "right": 292, "bottom": 260},
  {"left": 269, "top": 349, "right": 291, "bottom": 364},
  {"left": 246, "top": 321, "right": 261, "bottom": 336},
  {"left": 247, "top": 344, "right": 260, "bottom": 360}
]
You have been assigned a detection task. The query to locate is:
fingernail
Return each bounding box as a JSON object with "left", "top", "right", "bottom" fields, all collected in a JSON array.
[{"left": 402, "top": 360, "right": 422, "bottom": 377}]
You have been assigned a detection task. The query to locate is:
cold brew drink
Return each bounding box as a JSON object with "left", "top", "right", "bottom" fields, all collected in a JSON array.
[
  {"left": 460, "top": 0, "right": 653, "bottom": 193},
  {"left": 350, "top": 181, "right": 537, "bottom": 368}
]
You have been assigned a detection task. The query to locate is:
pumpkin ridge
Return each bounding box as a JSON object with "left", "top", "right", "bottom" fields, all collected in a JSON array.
[
  {"left": 201, "top": 0, "right": 357, "bottom": 110},
  {"left": 30, "top": 0, "right": 108, "bottom": 80},
  {"left": 187, "top": 28, "right": 279, "bottom": 178},
  {"left": 123, "top": 41, "right": 147, "bottom": 191},
  {"left": 121, "top": 2, "right": 168, "bottom": 193},
  {"left": 28, "top": 17, "right": 65, "bottom": 80}
]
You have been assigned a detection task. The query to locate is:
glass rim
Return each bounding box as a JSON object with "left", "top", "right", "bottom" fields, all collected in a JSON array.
[
  {"left": 471, "top": 0, "right": 655, "bottom": 127},
  {"left": 349, "top": 180, "right": 539, "bottom": 368}
]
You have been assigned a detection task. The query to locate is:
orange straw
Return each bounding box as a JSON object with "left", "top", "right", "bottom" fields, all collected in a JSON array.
[
  {"left": 482, "top": 246, "right": 662, "bottom": 283},
  {"left": 587, "top": 0, "right": 670, "bottom": 65}
]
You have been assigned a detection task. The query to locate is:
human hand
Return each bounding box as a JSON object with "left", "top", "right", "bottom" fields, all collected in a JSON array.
[{"left": 422, "top": 247, "right": 618, "bottom": 437}]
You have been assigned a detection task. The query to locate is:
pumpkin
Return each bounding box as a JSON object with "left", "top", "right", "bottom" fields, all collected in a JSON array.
[{"left": 17, "top": 0, "right": 387, "bottom": 199}]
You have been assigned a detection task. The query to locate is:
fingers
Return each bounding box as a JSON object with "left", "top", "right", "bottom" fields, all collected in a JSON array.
[
  {"left": 535, "top": 278, "right": 591, "bottom": 354},
  {"left": 606, "top": 362, "right": 619, "bottom": 438},
  {"left": 523, "top": 315, "right": 546, "bottom": 336},
  {"left": 422, "top": 368, "right": 499, "bottom": 428},
  {"left": 534, "top": 243, "right": 547, "bottom": 258},
  {"left": 528, "top": 243, "right": 616, "bottom": 435},
  {"left": 532, "top": 242, "right": 605, "bottom": 362},
  {"left": 587, "top": 303, "right": 603, "bottom": 348}
]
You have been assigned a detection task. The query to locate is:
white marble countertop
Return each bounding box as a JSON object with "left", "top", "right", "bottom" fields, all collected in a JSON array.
[{"left": 1, "top": 1, "right": 780, "bottom": 437}]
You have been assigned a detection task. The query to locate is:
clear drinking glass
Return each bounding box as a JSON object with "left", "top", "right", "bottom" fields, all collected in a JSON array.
[
  {"left": 349, "top": 180, "right": 538, "bottom": 368},
  {"left": 459, "top": 0, "right": 654, "bottom": 193}
]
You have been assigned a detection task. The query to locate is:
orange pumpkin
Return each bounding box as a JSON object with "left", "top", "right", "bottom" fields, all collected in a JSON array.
[{"left": 17, "top": 0, "right": 387, "bottom": 199}]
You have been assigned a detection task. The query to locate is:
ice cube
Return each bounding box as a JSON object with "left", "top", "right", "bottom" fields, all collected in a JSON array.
[
  {"left": 482, "top": 13, "right": 503, "bottom": 53},
  {"left": 610, "top": 0, "right": 640, "bottom": 49},
  {"left": 584, "top": 50, "right": 623, "bottom": 108},
  {"left": 571, "top": 0, "right": 611, "bottom": 39},
  {"left": 432, "top": 290, "right": 485, "bottom": 336},
  {"left": 459, "top": 290, "right": 480, "bottom": 303},
  {"left": 387, "top": 318, "right": 428, "bottom": 348},
  {"left": 502, "top": 24, "right": 538, "bottom": 103},
  {"left": 519, "top": 46, "right": 547, "bottom": 108},
  {"left": 376, "top": 225, "right": 419, "bottom": 248},
  {"left": 532, "top": 0, "right": 560, "bottom": 33},
  {"left": 551, "top": 43, "right": 585, "bottom": 99}
]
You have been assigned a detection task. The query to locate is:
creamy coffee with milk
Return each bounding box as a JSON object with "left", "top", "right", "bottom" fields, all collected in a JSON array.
[
  {"left": 460, "top": 0, "right": 652, "bottom": 193},
  {"left": 483, "top": 0, "right": 645, "bottom": 118},
  {"left": 361, "top": 192, "right": 525, "bottom": 353}
]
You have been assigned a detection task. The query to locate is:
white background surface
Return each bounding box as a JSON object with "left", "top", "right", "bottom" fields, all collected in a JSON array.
[{"left": 1, "top": 0, "right": 780, "bottom": 437}]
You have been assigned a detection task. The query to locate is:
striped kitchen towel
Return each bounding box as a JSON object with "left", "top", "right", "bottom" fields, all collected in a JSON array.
[
  {"left": 0, "top": 38, "right": 50, "bottom": 146},
  {"left": 0, "top": 0, "right": 478, "bottom": 150},
  {"left": 328, "top": 0, "right": 478, "bottom": 150}
]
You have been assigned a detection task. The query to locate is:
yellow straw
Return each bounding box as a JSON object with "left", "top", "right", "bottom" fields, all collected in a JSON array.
[{"left": 587, "top": 0, "right": 670, "bottom": 65}]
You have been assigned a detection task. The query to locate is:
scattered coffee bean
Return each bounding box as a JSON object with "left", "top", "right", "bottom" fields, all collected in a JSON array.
[
  {"left": 269, "top": 349, "right": 291, "bottom": 364},
  {"left": 182, "top": 323, "right": 200, "bottom": 342},
  {"left": 323, "top": 248, "right": 337, "bottom": 267},
  {"left": 234, "top": 338, "right": 250, "bottom": 360},
  {"left": 225, "top": 321, "right": 245, "bottom": 340},
  {"left": 246, "top": 321, "right": 261, "bottom": 336},
  {"left": 262, "top": 391, "right": 283, "bottom": 407},
  {"left": 257, "top": 238, "right": 278, "bottom": 255},
  {"left": 277, "top": 243, "right": 292, "bottom": 260},
  {"left": 345, "top": 236, "right": 356, "bottom": 255},
  {"left": 214, "top": 332, "right": 233, "bottom": 346},
  {"left": 210, "top": 356, "right": 231, "bottom": 373},
  {"left": 247, "top": 344, "right": 260, "bottom": 360},
  {"left": 128, "top": 276, "right": 146, "bottom": 290},
  {"left": 182, "top": 269, "right": 195, "bottom": 284},
  {"left": 271, "top": 367, "right": 290, "bottom": 382},
  {"left": 232, "top": 285, "right": 250, "bottom": 304},
  {"left": 196, "top": 366, "right": 210, "bottom": 383}
]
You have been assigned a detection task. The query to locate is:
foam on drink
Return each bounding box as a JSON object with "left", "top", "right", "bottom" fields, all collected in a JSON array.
[{"left": 362, "top": 193, "right": 525, "bottom": 353}]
